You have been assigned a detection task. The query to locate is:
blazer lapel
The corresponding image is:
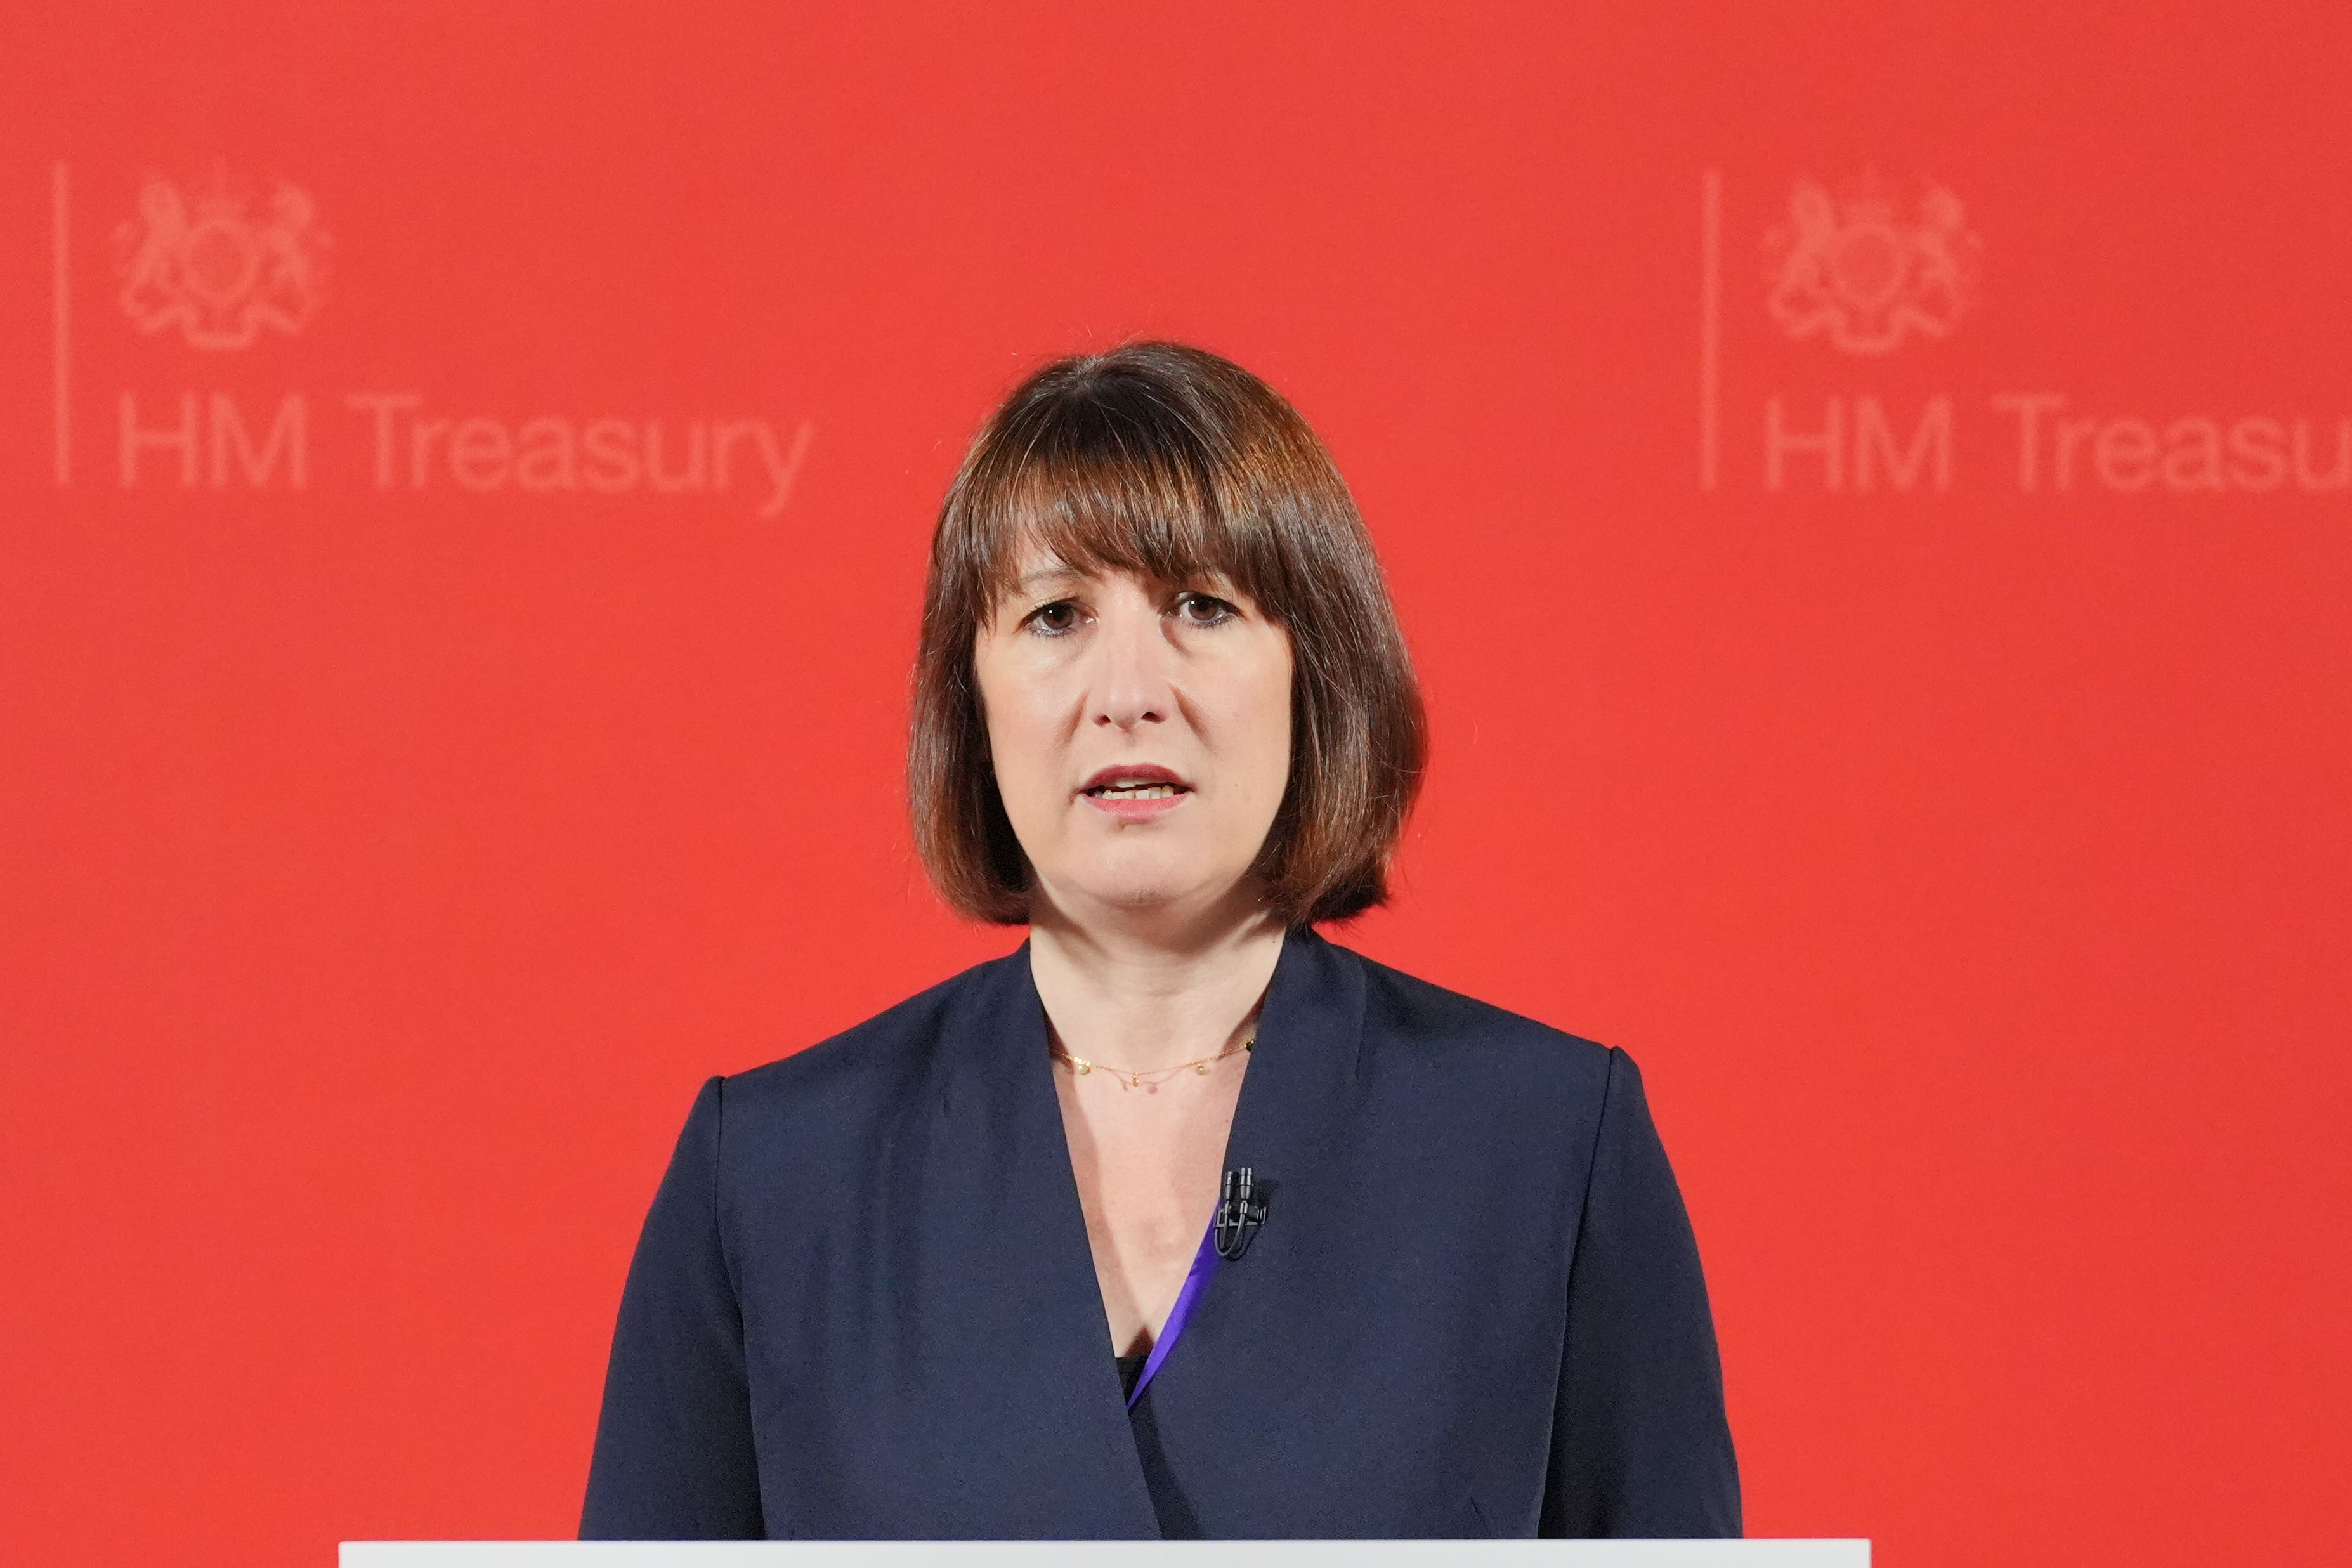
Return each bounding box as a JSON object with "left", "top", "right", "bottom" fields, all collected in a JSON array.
[
  {"left": 932, "top": 937, "right": 1163, "bottom": 1538},
  {"left": 1115, "top": 924, "right": 1373, "bottom": 1533},
  {"left": 1218, "top": 924, "right": 1368, "bottom": 1184}
]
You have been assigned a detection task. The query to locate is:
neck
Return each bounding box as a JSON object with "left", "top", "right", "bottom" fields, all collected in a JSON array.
[{"left": 1026, "top": 889, "right": 1290, "bottom": 1075}]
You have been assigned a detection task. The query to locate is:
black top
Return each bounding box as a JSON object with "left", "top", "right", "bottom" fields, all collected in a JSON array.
[{"left": 1116, "top": 1350, "right": 1149, "bottom": 1404}]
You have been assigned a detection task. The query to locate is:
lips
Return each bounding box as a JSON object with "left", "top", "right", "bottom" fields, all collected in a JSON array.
[{"left": 1078, "top": 762, "right": 1191, "bottom": 800}]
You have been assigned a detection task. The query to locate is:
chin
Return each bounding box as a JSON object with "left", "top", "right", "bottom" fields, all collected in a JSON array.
[
  {"left": 1064, "top": 855, "right": 1226, "bottom": 915},
  {"left": 1083, "top": 875, "right": 1201, "bottom": 912}
]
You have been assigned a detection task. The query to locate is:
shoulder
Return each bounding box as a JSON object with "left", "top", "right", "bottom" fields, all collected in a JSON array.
[
  {"left": 1329, "top": 932, "right": 1622, "bottom": 1105},
  {"left": 706, "top": 946, "right": 1010, "bottom": 1149}
]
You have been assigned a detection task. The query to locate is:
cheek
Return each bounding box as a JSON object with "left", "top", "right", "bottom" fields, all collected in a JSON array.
[
  {"left": 1237, "top": 659, "right": 1295, "bottom": 799},
  {"left": 976, "top": 675, "right": 1061, "bottom": 816}
]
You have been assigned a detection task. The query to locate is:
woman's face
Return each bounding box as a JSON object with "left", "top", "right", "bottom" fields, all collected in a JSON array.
[{"left": 973, "top": 545, "right": 1294, "bottom": 928}]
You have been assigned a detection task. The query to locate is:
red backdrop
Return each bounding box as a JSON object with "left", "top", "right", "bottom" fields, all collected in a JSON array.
[{"left": 4, "top": 4, "right": 2347, "bottom": 1565}]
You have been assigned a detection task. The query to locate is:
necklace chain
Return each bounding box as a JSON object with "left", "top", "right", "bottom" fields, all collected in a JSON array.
[{"left": 1051, "top": 1034, "right": 1255, "bottom": 1090}]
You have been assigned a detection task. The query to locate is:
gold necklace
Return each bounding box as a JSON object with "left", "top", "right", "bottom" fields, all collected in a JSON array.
[{"left": 1052, "top": 1034, "right": 1254, "bottom": 1091}]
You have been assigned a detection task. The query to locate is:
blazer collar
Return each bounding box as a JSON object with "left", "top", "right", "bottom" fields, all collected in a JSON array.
[
  {"left": 931, "top": 923, "right": 1368, "bottom": 1536},
  {"left": 938, "top": 922, "right": 1367, "bottom": 1146}
]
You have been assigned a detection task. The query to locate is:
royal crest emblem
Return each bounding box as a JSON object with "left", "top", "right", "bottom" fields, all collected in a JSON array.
[
  {"left": 114, "top": 164, "right": 329, "bottom": 350},
  {"left": 1763, "top": 171, "right": 1979, "bottom": 355}
]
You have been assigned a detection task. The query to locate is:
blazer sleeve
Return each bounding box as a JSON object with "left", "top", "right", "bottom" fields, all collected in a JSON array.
[
  {"left": 580, "top": 1074, "right": 766, "bottom": 1539},
  {"left": 1540, "top": 1046, "right": 1742, "bottom": 1537}
]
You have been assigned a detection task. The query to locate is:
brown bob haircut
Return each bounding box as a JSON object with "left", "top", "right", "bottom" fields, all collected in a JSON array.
[{"left": 908, "top": 340, "right": 1427, "bottom": 929}]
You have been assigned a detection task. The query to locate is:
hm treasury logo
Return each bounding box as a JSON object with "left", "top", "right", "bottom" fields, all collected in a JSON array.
[
  {"left": 1762, "top": 171, "right": 1978, "bottom": 356},
  {"left": 115, "top": 164, "right": 329, "bottom": 350},
  {"left": 48, "top": 160, "right": 813, "bottom": 518},
  {"left": 1701, "top": 165, "right": 2349, "bottom": 497}
]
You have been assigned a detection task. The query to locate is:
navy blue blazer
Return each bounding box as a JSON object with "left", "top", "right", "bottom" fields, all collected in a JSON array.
[{"left": 580, "top": 924, "right": 1739, "bottom": 1539}]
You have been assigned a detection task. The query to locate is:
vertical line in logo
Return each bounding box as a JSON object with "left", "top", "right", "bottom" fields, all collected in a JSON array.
[
  {"left": 1699, "top": 167, "right": 1722, "bottom": 493},
  {"left": 52, "top": 160, "right": 71, "bottom": 487}
]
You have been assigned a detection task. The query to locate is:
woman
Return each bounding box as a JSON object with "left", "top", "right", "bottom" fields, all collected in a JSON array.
[{"left": 579, "top": 341, "right": 1740, "bottom": 1539}]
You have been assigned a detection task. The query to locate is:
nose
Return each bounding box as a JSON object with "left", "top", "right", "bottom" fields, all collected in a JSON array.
[{"left": 1087, "top": 596, "right": 1175, "bottom": 732}]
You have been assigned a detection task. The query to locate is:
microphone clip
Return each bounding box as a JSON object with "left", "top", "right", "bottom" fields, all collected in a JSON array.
[{"left": 1213, "top": 1166, "right": 1269, "bottom": 1261}]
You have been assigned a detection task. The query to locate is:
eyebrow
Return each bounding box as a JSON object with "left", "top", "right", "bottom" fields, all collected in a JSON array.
[{"left": 1013, "top": 564, "right": 1083, "bottom": 596}]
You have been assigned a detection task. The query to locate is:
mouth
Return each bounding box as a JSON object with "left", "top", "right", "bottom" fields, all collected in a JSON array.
[
  {"left": 1079, "top": 763, "right": 1191, "bottom": 795},
  {"left": 1078, "top": 764, "right": 1192, "bottom": 814},
  {"left": 1085, "top": 781, "right": 1186, "bottom": 799}
]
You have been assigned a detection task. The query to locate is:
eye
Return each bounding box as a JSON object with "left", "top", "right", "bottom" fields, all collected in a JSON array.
[
  {"left": 1173, "top": 592, "right": 1239, "bottom": 628},
  {"left": 1021, "top": 599, "right": 1083, "bottom": 637}
]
